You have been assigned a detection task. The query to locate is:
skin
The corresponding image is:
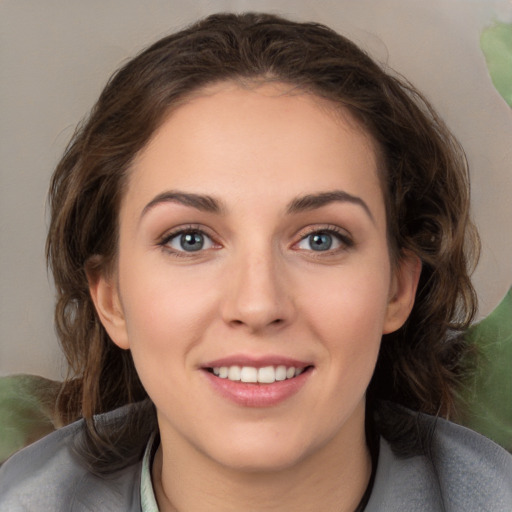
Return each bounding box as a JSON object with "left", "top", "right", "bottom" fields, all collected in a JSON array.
[{"left": 89, "top": 82, "right": 420, "bottom": 511}]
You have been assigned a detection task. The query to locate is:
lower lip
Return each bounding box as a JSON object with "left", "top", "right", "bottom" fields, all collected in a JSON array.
[{"left": 202, "top": 369, "right": 312, "bottom": 407}]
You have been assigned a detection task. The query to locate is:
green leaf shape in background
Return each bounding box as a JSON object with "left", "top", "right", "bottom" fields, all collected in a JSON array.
[
  {"left": 481, "top": 21, "right": 512, "bottom": 107},
  {"left": 0, "top": 374, "right": 60, "bottom": 463},
  {"left": 460, "top": 287, "right": 512, "bottom": 451}
]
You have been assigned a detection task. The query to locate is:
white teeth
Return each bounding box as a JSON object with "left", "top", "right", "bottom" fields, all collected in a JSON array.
[
  {"left": 228, "top": 366, "right": 241, "bottom": 381},
  {"left": 275, "top": 365, "right": 287, "bottom": 381},
  {"left": 240, "top": 367, "right": 258, "bottom": 383},
  {"left": 211, "top": 365, "right": 306, "bottom": 383},
  {"left": 258, "top": 366, "right": 276, "bottom": 384}
]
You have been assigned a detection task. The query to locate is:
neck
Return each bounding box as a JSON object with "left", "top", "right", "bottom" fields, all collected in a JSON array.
[{"left": 152, "top": 408, "right": 372, "bottom": 512}]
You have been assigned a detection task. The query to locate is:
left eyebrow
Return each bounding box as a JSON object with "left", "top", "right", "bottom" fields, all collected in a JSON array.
[{"left": 286, "top": 190, "right": 375, "bottom": 223}]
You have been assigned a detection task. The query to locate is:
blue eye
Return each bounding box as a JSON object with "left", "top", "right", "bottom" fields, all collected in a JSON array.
[
  {"left": 166, "top": 230, "right": 214, "bottom": 252},
  {"left": 308, "top": 232, "right": 333, "bottom": 251},
  {"left": 296, "top": 230, "right": 350, "bottom": 252}
]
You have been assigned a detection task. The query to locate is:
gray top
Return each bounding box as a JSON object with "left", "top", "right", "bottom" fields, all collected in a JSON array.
[{"left": 1, "top": 405, "right": 511, "bottom": 511}]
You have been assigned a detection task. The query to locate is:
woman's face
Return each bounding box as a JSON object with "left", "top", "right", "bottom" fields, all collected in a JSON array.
[{"left": 91, "top": 82, "right": 418, "bottom": 473}]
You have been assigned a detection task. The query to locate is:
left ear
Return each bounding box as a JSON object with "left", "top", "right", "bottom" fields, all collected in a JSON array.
[{"left": 383, "top": 251, "right": 422, "bottom": 334}]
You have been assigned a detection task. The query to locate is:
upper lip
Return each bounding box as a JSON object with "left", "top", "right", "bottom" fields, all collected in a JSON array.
[{"left": 202, "top": 354, "right": 312, "bottom": 369}]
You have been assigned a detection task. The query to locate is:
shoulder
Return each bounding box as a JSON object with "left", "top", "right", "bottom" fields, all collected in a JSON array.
[
  {"left": 367, "top": 411, "right": 512, "bottom": 512},
  {"left": 430, "top": 416, "right": 512, "bottom": 510},
  {"left": 0, "top": 407, "right": 142, "bottom": 512}
]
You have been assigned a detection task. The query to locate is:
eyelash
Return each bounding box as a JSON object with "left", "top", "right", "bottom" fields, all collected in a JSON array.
[
  {"left": 157, "top": 224, "right": 354, "bottom": 257},
  {"left": 294, "top": 225, "right": 354, "bottom": 254},
  {"left": 158, "top": 225, "right": 219, "bottom": 257}
]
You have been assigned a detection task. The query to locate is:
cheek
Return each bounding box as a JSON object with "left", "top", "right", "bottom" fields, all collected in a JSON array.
[
  {"left": 117, "top": 268, "right": 221, "bottom": 415},
  {"left": 304, "top": 268, "right": 390, "bottom": 333},
  {"left": 298, "top": 259, "right": 391, "bottom": 368},
  {"left": 118, "top": 261, "right": 221, "bottom": 363},
  {"left": 122, "top": 275, "right": 212, "bottom": 349},
  {"left": 287, "top": 264, "right": 390, "bottom": 439}
]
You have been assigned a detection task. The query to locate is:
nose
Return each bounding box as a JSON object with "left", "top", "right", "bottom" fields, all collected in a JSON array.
[{"left": 221, "top": 246, "right": 294, "bottom": 333}]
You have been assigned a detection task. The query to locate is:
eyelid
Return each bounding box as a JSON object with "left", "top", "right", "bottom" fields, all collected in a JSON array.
[
  {"left": 293, "top": 225, "right": 354, "bottom": 252},
  {"left": 158, "top": 224, "right": 221, "bottom": 255}
]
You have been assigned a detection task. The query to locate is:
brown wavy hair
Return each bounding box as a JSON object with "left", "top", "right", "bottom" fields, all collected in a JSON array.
[{"left": 46, "top": 12, "right": 479, "bottom": 470}]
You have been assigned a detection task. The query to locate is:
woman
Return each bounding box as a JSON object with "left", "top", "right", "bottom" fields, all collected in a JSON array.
[{"left": 1, "top": 12, "right": 510, "bottom": 511}]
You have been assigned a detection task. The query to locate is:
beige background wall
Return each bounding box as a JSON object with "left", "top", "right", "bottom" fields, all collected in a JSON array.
[{"left": 1, "top": 0, "right": 511, "bottom": 379}]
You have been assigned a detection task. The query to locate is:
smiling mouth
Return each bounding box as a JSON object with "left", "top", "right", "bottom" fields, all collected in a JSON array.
[{"left": 206, "top": 365, "right": 312, "bottom": 384}]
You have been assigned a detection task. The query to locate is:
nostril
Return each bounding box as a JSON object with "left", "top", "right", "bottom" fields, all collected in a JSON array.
[{"left": 228, "top": 317, "right": 285, "bottom": 329}]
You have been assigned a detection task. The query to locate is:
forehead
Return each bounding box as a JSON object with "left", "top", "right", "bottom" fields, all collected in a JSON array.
[{"left": 124, "top": 82, "right": 384, "bottom": 219}]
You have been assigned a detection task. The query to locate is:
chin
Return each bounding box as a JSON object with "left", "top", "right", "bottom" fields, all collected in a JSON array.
[{"left": 202, "top": 427, "right": 323, "bottom": 474}]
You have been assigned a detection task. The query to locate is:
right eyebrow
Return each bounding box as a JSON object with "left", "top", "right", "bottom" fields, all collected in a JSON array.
[{"left": 140, "top": 191, "right": 225, "bottom": 220}]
